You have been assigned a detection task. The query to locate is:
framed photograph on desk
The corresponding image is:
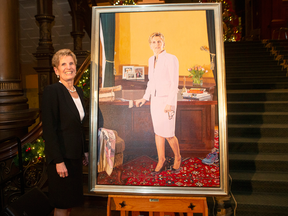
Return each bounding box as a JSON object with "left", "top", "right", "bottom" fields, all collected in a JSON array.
[
  {"left": 135, "top": 66, "right": 145, "bottom": 80},
  {"left": 89, "top": 3, "right": 228, "bottom": 196},
  {"left": 122, "top": 66, "right": 134, "bottom": 79}
]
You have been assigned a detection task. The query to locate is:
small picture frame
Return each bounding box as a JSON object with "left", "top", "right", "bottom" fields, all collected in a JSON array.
[
  {"left": 126, "top": 70, "right": 136, "bottom": 80},
  {"left": 122, "top": 66, "right": 134, "bottom": 79},
  {"left": 135, "top": 66, "right": 145, "bottom": 80}
]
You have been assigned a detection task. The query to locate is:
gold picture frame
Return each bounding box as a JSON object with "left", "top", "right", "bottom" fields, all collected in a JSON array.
[{"left": 89, "top": 3, "right": 228, "bottom": 196}]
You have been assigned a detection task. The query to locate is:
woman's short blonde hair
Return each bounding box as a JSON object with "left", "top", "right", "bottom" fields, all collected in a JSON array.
[
  {"left": 52, "top": 49, "right": 77, "bottom": 68},
  {"left": 148, "top": 32, "right": 165, "bottom": 45}
]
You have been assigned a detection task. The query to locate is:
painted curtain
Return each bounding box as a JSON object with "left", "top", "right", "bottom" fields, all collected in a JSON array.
[{"left": 100, "top": 14, "right": 115, "bottom": 87}]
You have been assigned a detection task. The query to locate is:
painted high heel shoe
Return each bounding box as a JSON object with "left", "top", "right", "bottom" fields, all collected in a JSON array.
[
  {"left": 171, "top": 157, "right": 182, "bottom": 174},
  {"left": 151, "top": 160, "right": 167, "bottom": 176}
]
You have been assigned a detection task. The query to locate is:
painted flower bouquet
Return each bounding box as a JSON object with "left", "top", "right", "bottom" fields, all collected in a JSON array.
[{"left": 188, "top": 65, "right": 208, "bottom": 85}]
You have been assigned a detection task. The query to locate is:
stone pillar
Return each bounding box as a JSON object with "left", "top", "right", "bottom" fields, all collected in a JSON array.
[
  {"left": 69, "top": 4, "right": 90, "bottom": 68},
  {"left": 71, "top": 30, "right": 89, "bottom": 69},
  {"left": 33, "top": 0, "right": 55, "bottom": 108},
  {"left": 0, "top": 0, "right": 38, "bottom": 141}
]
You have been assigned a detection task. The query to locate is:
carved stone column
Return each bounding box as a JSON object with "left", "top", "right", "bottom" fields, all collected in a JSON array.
[
  {"left": 71, "top": 31, "right": 89, "bottom": 68},
  {"left": 33, "top": 0, "right": 55, "bottom": 108},
  {"left": 0, "top": 0, "right": 38, "bottom": 141},
  {"left": 69, "top": 1, "right": 90, "bottom": 68}
]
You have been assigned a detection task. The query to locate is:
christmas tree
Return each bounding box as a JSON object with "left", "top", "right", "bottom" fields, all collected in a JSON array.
[
  {"left": 221, "top": 0, "right": 242, "bottom": 41},
  {"left": 214, "top": 0, "right": 242, "bottom": 41}
]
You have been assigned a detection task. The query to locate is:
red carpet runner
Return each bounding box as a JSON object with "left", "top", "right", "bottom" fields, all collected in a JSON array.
[{"left": 98, "top": 130, "right": 219, "bottom": 187}]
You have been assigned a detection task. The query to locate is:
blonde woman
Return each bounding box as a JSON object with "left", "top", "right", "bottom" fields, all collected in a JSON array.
[
  {"left": 136, "top": 32, "right": 181, "bottom": 175},
  {"left": 42, "top": 49, "right": 88, "bottom": 216}
]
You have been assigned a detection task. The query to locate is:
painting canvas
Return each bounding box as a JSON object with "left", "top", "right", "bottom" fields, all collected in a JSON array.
[{"left": 89, "top": 3, "right": 228, "bottom": 196}]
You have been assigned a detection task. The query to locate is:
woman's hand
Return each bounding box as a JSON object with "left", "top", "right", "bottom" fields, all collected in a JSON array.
[
  {"left": 135, "top": 98, "right": 146, "bottom": 107},
  {"left": 83, "top": 152, "right": 89, "bottom": 166},
  {"left": 164, "top": 104, "right": 172, "bottom": 113},
  {"left": 56, "top": 162, "right": 68, "bottom": 178}
]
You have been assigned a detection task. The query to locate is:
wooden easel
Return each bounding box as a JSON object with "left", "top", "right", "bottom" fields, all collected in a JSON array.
[{"left": 107, "top": 195, "right": 208, "bottom": 216}]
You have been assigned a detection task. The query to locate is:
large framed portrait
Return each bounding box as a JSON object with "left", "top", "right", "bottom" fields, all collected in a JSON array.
[{"left": 89, "top": 3, "right": 228, "bottom": 196}]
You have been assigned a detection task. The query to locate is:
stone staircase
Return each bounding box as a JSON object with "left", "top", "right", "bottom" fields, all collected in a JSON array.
[{"left": 225, "top": 41, "right": 288, "bottom": 216}]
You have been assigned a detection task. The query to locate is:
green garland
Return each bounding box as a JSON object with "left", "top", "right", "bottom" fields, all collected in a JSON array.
[
  {"left": 13, "top": 137, "right": 45, "bottom": 166},
  {"left": 213, "top": 0, "right": 242, "bottom": 41},
  {"left": 78, "top": 68, "right": 91, "bottom": 99},
  {"left": 222, "top": 0, "right": 242, "bottom": 41}
]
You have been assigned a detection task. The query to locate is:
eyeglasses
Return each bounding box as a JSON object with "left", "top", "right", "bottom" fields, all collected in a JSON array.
[{"left": 168, "top": 111, "right": 175, "bottom": 120}]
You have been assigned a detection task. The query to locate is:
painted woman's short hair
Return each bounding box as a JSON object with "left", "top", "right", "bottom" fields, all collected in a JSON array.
[
  {"left": 52, "top": 49, "right": 77, "bottom": 68},
  {"left": 148, "top": 32, "right": 165, "bottom": 45}
]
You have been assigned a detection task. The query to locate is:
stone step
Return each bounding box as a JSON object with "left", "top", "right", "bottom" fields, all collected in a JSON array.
[
  {"left": 225, "top": 65, "right": 282, "bottom": 70},
  {"left": 224, "top": 49, "right": 271, "bottom": 55},
  {"left": 226, "top": 63, "right": 280, "bottom": 69},
  {"left": 266, "top": 40, "right": 288, "bottom": 46},
  {"left": 228, "top": 112, "right": 288, "bottom": 124},
  {"left": 225, "top": 57, "right": 277, "bottom": 63},
  {"left": 277, "top": 53, "right": 288, "bottom": 59},
  {"left": 232, "top": 193, "right": 288, "bottom": 216},
  {"left": 228, "top": 123, "right": 288, "bottom": 138},
  {"left": 226, "top": 71, "right": 286, "bottom": 77},
  {"left": 227, "top": 89, "right": 288, "bottom": 101},
  {"left": 224, "top": 41, "right": 264, "bottom": 47},
  {"left": 225, "top": 53, "right": 272, "bottom": 59},
  {"left": 226, "top": 68, "right": 285, "bottom": 73},
  {"left": 230, "top": 171, "right": 288, "bottom": 194},
  {"left": 226, "top": 82, "right": 288, "bottom": 90},
  {"left": 224, "top": 44, "right": 266, "bottom": 50},
  {"left": 227, "top": 101, "right": 288, "bottom": 112},
  {"left": 272, "top": 46, "right": 288, "bottom": 52},
  {"left": 228, "top": 137, "right": 288, "bottom": 153},
  {"left": 226, "top": 76, "right": 288, "bottom": 84},
  {"left": 229, "top": 153, "right": 288, "bottom": 172},
  {"left": 225, "top": 40, "right": 288, "bottom": 216}
]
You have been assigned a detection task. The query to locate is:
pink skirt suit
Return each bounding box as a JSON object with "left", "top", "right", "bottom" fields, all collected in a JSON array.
[{"left": 143, "top": 51, "right": 179, "bottom": 138}]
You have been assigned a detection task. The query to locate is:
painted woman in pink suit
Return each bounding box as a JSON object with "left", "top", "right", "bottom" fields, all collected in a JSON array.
[{"left": 135, "top": 32, "right": 181, "bottom": 175}]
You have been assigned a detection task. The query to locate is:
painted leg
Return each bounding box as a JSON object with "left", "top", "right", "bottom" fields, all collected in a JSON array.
[
  {"left": 166, "top": 136, "right": 181, "bottom": 169},
  {"left": 154, "top": 134, "right": 166, "bottom": 171}
]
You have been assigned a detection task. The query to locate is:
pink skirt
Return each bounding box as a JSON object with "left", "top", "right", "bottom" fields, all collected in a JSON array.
[{"left": 150, "top": 94, "right": 177, "bottom": 138}]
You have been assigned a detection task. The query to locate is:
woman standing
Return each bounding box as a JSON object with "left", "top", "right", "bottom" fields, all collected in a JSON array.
[
  {"left": 42, "top": 49, "right": 88, "bottom": 216},
  {"left": 136, "top": 32, "right": 181, "bottom": 175}
]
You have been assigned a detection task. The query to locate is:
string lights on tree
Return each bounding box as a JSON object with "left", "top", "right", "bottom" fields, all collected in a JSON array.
[
  {"left": 213, "top": 0, "right": 242, "bottom": 41},
  {"left": 14, "top": 138, "right": 45, "bottom": 166},
  {"left": 78, "top": 68, "right": 91, "bottom": 99}
]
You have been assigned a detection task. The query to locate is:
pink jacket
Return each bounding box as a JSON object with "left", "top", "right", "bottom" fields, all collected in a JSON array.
[{"left": 143, "top": 51, "right": 179, "bottom": 105}]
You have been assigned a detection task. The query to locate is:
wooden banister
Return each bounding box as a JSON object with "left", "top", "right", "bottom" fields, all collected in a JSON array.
[{"left": 74, "top": 53, "right": 91, "bottom": 85}]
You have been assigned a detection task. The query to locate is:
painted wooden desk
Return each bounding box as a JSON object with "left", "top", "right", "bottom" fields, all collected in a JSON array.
[{"left": 99, "top": 90, "right": 217, "bottom": 157}]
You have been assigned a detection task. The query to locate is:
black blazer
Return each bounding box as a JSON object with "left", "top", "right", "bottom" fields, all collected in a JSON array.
[{"left": 42, "top": 82, "right": 87, "bottom": 164}]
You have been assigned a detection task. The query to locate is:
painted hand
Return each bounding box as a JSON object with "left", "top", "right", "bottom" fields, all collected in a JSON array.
[{"left": 135, "top": 98, "right": 146, "bottom": 107}]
